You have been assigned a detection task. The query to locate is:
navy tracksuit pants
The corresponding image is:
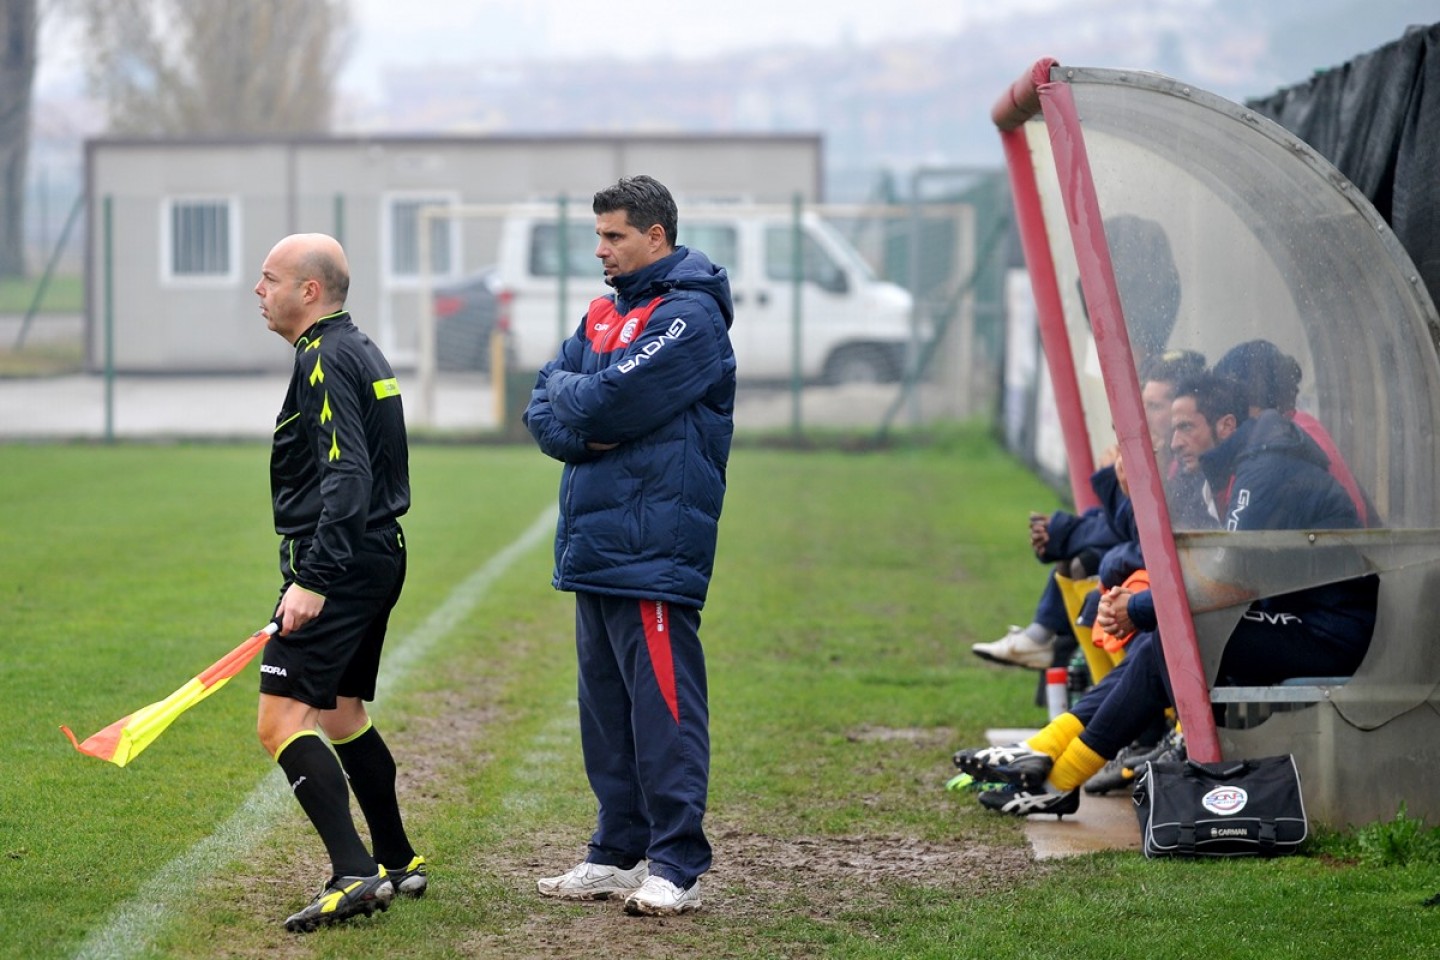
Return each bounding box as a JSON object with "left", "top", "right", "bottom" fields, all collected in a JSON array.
[
  {"left": 1073, "top": 612, "right": 1372, "bottom": 759},
  {"left": 1033, "top": 569, "right": 1076, "bottom": 636},
  {"left": 574, "top": 592, "right": 711, "bottom": 889}
]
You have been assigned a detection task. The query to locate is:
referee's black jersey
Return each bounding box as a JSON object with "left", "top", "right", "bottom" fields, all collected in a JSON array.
[{"left": 271, "top": 311, "right": 410, "bottom": 596}]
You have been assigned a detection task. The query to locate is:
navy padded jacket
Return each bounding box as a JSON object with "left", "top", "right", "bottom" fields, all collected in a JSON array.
[
  {"left": 1199, "top": 410, "right": 1377, "bottom": 647},
  {"left": 524, "top": 247, "right": 736, "bottom": 608}
]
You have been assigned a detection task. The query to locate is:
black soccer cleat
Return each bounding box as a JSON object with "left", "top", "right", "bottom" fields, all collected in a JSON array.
[
  {"left": 389, "top": 854, "right": 428, "bottom": 898},
  {"left": 1082, "top": 752, "right": 1139, "bottom": 796},
  {"left": 952, "top": 743, "right": 1054, "bottom": 789},
  {"left": 978, "top": 785, "right": 1081, "bottom": 819},
  {"left": 284, "top": 868, "right": 395, "bottom": 933}
]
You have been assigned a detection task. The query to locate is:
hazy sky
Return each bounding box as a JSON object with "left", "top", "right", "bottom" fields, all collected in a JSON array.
[
  {"left": 341, "top": 0, "right": 1068, "bottom": 94},
  {"left": 37, "top": 0, "right": 1070, "bottom": 97},
  {"left": 35, "top": 0, "right": 1427, "bottom": 102}
]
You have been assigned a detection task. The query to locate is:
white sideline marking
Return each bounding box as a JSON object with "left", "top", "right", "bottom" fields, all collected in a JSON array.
[
  {"left": 501, "top": 708, "right": 577, "bottom": 816},
  {"left": 73, "top": 507, "right": 557, "bottom": 960}
]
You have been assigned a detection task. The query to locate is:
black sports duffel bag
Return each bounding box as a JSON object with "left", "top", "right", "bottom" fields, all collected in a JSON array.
[{"left": 1132, "top": 754, "right": 1308, "bottom": 858}]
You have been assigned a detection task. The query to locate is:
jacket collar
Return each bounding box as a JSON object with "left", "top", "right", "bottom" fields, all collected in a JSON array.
[
  {"left": 294, "top": 310, "right": 349, "bottom": 351},
  {"left": 610, "top": 248, "right": 686, "bottom": 305}
]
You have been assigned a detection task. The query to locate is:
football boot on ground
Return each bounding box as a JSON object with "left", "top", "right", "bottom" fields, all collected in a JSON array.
[
  {"left": 1083, "top": 739, "right": 1163, "bottom": 795},
  {"left": 978, "top": 785, "right": 1081, "bottom": 819},
  {"left": 1153, "top": 728, "right": 1186, "bottom": 764},
  {"left": 536, "top": 860, "right": 648, "bottom": 900},
  {"left": 945, "top": 771, "right": 1008, "bottom": 793},
  {"left": 389, "top": 854, "right": 428, "bottom": 898},
  {"left": 952, "top": 742, "right": 1053, "bottom": 789},
  {"left": 1083, "top": 751, "right": 1140, "bottom": 796},
  {"left": 284, "top": 869, "right": 394, "bottom": 933},
  {"left": 624, "top": 875, "right": 702, "bottom": 916},
  {"left": 1086, "top": 728, "right": 1186, "bottom": 795}
]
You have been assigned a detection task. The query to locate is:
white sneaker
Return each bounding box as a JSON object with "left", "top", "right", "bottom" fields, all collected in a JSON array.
[
  {"left": 623, "top": 875, "right": 702, "bottom": 916},
  {"left": 971, "top": 625, "right": 1054, "bottom": 669},
  {"left": 536, "top": 861, "right": 648, "bottom": 900}
]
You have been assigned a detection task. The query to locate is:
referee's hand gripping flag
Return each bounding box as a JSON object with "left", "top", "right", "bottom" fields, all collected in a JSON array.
[{"left": 60, "top": 622, "right": 280, "bottom": 767}]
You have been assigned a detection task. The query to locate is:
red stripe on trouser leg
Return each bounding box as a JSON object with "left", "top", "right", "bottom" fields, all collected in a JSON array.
[{"left": 641, "top": 600, "right": 681, "bottom": 723}]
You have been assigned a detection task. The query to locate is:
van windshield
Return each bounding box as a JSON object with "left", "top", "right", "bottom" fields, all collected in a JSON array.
[
  {"left": 529, "top": 223, "right": 599, "bottom": 278},
  {"left": 678, "top": 224, "right": 739, "bottom": 275},
  {"left": 765, "top": 220, "right": 874, "bottom": 295},
  {"left": 808, "top": 217, "right": 877, "bottom": 282}
]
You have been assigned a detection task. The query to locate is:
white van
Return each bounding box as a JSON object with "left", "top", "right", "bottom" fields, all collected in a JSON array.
[{"left": 494, "top": 204, "right": 915, "bottom": 382}]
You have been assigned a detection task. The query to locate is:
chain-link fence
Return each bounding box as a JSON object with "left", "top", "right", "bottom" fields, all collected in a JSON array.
[
  {"left": 2, "top": 178, "right": 1016, "bottom": 443},
  {"left": 409, "top": 189, "right": 1014, "bottom": 439}
]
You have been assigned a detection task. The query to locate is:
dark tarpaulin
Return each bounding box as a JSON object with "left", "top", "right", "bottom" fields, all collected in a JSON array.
[{"left": 1246, "top": 22, "right": 1440, "bottom": 314}]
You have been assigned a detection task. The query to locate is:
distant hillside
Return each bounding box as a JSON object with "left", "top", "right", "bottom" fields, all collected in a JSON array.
[{"left": 352, "top": 0, "right": 1434, "bottom": 199}]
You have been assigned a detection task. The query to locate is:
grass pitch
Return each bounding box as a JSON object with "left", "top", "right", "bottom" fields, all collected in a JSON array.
[{"left": 3, "top": 433, "right": 1438, "bottom": 959}]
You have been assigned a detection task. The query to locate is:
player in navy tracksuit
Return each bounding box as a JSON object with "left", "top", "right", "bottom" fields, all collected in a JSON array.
[
  {"left": 958, "top": 372, "right": 1377, "bottom": 816},
  {"left": 524, "top": 176, "right": 735, "bottom": 915}
]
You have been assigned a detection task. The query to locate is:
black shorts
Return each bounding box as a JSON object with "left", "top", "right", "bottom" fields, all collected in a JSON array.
[{"left": 259, "top": 522, "right": 406, "bottom": 709}]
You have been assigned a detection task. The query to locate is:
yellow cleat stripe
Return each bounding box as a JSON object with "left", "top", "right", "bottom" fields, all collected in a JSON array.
[{"left": 320, "top": 880, "right": 364, "bottom": 914}]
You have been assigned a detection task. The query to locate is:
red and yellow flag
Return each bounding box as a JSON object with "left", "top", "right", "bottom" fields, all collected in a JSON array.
[{"left": 61, "top": 622, "right": 278, "bottom": 767}]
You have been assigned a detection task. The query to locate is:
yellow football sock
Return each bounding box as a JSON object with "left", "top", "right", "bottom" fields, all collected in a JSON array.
[
  {"left": 1049, "top": 737, "right": 1108, "bottom": 793},
  {"left": 1024, "top": 712, "right": 1084, "bottom": 759}
]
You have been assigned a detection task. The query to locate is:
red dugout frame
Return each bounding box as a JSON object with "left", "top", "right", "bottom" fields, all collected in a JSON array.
[{"left": 992, "top": 59, "right": 1221, "bottom": 762}]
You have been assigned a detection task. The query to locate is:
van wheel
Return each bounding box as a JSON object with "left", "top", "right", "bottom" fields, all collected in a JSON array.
[{"left": 824, "top": 345, "right": 898, "bottom": 385}]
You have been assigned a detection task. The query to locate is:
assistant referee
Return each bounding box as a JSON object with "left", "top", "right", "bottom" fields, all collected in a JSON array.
[{"left": 253, "top": 233, "right": 425, "bottom": 933}]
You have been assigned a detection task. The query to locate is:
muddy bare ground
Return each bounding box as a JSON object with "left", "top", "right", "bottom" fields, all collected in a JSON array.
[
  {"left": 470, "top": 829, "right": 1036, "bottom": 959},
  {"left": 199, "top": 667, "right": 1039, "bottom": 958}
]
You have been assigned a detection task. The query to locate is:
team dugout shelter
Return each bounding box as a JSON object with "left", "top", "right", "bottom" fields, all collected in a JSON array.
[{"left": 993, "top": 57, "right": 1440, "bottom": 827}]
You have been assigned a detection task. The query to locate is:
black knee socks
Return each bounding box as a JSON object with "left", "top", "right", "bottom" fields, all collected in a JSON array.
[
  {"left": 275, "top": 731, "right": 376, "bottom": 878},
  {"left": 332, "top": 722, "right": 417, "bottom": 871}
]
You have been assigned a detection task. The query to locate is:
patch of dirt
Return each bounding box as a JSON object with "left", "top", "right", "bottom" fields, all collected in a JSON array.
[
  {"left": 845, "top": 724, "right": 956, "bottom": 746},
  {"left": 185, "top": 660, "right": 512, "bottom": 957},
  {"left": 471, "top": 826, "right": 1035, "bottom": 960},
  {"left": 190, "top": 641, "right": 1040, "bottom": 958}
]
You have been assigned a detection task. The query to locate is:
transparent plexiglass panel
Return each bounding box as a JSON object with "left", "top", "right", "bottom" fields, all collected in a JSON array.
[
  {"left": 1042, "top": 67, "right": 1440, "bottom": 734},
  {"left": 1062, "top": 67, "right": 1440, "bottom": 533}
]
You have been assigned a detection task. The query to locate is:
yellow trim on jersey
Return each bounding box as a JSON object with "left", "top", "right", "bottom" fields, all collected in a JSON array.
[
  {"left": 328, "top": 429, "right": 341, "bottom": 462},
  {"left": 372, "top": 377, "right": 401, "bottom": 399},
  {"left": 320, "top": 392, "right": 333, "bottom": 424},
  {"left": 275, "top": 411, "right": 300, "bottom": 433},
  {"left": 308, "top": 353, "right": 325, "bottom": 386}
]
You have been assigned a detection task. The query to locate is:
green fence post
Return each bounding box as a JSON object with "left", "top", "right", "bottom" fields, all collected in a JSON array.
[
  {"left": 790, "top": 193, "right": 803, "bottom": 438},
  {"left": 557, "top": 194, "right": 569, "bottom": 344},
  {"left": 103, "top": 195, "right": 114, "bottom": 444}
]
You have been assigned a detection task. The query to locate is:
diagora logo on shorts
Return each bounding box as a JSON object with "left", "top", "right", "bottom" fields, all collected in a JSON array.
[
  {"left": 260, "top": 664, "right": 288, "bottom": 677},
  {"left": 1201, "top": 785, "right": 1248, "bottom": 815}
]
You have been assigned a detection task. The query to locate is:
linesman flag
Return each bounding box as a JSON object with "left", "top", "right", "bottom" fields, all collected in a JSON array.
[{"left": 61, "top": 622, "right": 279, "bottom": 767}]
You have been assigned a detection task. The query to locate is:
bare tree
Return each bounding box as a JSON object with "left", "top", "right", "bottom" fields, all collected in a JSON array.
[
  {"left": 0, "top": 0, "right": 38, "bottom": 278},
  {"left": 77, "top": 0, "right": 352, "bottom": 136}
]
